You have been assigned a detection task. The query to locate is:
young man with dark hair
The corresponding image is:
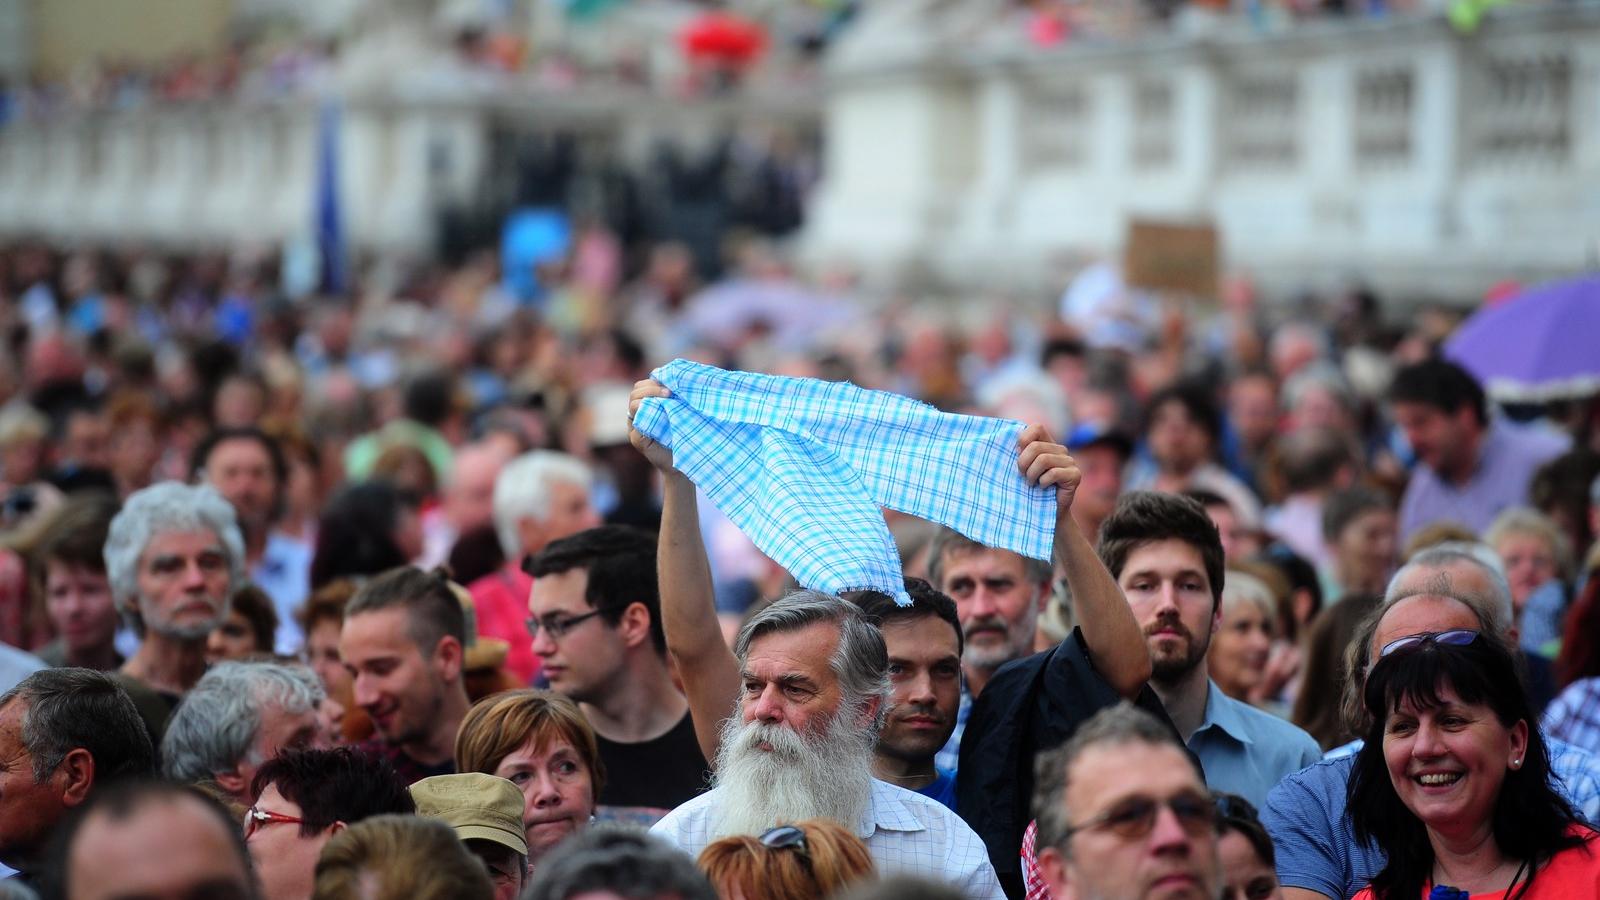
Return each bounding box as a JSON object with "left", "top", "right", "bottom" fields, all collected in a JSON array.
[
  {"left": 192, "top": 426, "right": 311, "bottom": 653},
  {"left": 525, "top": 525, "right": 707, "bottom": 824},
  {"left": 246, "top": 746, "right": 416, "bottom": 900},
  {"left": 1389, "top": 357, "right": 1568, "bottom": 541},
  {"left": 0, "top": 668, "right": 155, "bottom": 882},
  {"left": 339, "top": 567, "right": 472, "bottom": 783},
  {"left": 1095, "top": 491, "right": 1319, "bottom": 809},
  {"left": 852, "top": 579, "right": 964, "bottom": 809}
]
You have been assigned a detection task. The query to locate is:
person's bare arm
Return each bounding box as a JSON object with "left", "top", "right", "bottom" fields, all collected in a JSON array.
[
  {"left": 1018, "top": 424, "right": 1152, "bottom": 699},
  {"left": 630, "top": 380, "right": 739, "bottom": 765}
]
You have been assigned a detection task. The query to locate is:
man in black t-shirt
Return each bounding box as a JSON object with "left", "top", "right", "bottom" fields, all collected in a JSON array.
[{"left": 526, "top": 526, "right": 708, "bottom": 825}]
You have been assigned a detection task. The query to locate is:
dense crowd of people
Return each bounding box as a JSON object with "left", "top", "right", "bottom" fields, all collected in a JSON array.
[{"left": 0, "top": 227, "right": 1595, "bottom": 900}]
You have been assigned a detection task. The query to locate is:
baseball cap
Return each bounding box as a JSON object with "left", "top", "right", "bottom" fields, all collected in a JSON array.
[
  {"left": 1064, "top": 422, "right": 1133, "bottom": 460},
  {"left": 409, "top": 773, "right": 529, "bottom": 857}
]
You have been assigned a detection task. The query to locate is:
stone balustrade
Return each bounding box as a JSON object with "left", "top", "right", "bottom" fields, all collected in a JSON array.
[{"left": 802, "top": 3, "right": 1600, "bottom": 300}]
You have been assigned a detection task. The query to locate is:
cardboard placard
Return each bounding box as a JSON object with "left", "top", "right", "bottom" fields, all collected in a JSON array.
[{"left": 1123, "top": 220, "right": 1219, "bottom": 298}]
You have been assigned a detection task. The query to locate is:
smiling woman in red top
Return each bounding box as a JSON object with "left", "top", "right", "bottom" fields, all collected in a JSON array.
[{"left": 1348, "top": 630, "right": 1600, "bottom": 899}]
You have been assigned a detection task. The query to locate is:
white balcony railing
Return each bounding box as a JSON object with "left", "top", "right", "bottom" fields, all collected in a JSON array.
[{"left": 802, "top": 3, "right": 1600, "bottom": 300}]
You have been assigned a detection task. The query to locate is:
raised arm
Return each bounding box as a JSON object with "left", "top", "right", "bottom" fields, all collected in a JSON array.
[
  {"left": 629, "top": 379, "right": 740, "bottom": 764},
  {"left": 1017, "top": 424, "right": 1151, "bottom": 698}
]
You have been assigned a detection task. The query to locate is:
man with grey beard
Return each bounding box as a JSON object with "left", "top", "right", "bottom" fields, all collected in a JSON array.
[
  {"left": 105, "top": 481, "right": 246, "bottom": 739},
  {"left": 649, "top": 592, "right": 1005, "bottom": 898}
]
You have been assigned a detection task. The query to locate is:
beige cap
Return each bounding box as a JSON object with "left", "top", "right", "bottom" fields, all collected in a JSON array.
[{"left": 409, "top": 773, "right": 528, "bottom": 857}]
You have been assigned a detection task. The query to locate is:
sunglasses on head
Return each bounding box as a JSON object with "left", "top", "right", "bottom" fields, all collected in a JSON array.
[
  {"left": 759, "top": 825, "right": 808, "bottom": 854},
  {"left": 1378, "top": 629, "right": 1479, "bottom": 659}
]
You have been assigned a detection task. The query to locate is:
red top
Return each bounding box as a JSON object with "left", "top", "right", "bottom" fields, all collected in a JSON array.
[{"left": 1352, "top": 827, "right": 1600, "bottom": 900}]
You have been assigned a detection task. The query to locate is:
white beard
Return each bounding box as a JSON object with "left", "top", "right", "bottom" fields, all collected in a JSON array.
[{"left": 709, "top": 702, "right": 877, "bottom": 840}]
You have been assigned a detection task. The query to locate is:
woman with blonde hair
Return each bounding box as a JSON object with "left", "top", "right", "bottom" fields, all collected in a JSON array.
[
  {"left": 697, "top": 819, "right": 876, "bottom": 900},
  {"left": 456, "top": 689, "right": 603, "bottom": 866}
]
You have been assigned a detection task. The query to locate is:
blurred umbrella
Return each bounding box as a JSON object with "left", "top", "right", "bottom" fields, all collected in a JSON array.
[
  {"left": 679, "top": 12, "right": 768, "bottom": 67},
  {"left": 683, "top": 279, "right": 858, "bottom": 350},
  {"left": 1444, "top": 275, "right": 1600, "bottom": 401}
]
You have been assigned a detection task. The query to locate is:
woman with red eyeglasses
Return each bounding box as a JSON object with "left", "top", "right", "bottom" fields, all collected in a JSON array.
[{"left": 1347, "top": 630, "right": 1600, "bottom": 899}]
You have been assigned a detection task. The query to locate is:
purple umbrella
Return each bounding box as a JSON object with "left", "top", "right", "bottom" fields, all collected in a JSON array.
[{"left": 1444, "top": 275, "right": 1600, "bottom": 401}]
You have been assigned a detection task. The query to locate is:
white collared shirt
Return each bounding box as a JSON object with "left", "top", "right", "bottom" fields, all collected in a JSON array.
[{"left": 651, "top": 777, "right": 1004, "bottom": 898}]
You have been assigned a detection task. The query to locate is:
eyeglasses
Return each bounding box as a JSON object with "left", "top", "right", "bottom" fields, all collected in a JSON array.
[
  {"left": 1063, "top": 792, "right": 1217, "bottom": 841},
  {"left": 525, "top": 610, "right": 604, "bottom": 641},
  {"left": 1379, "top": 629, "right": 1479, "bottom": 659},
  {"left": 760, "top": 825, "right": 809, "bottom": 855},
  {"left": 242, "top": 806, "right": 306, "bottom": 840}
]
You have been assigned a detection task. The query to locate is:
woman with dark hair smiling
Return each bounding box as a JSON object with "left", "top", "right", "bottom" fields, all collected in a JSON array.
[{"left": 1348, "top": 630, "right": 1600, "bottom": 899}]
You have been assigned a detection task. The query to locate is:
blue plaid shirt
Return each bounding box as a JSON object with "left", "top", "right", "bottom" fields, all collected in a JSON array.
[
  {"left": 634, "top": 360, "right": 1056, "bottom": 605},
  {"left": 1546, "top": 678, "right": 1600, "bottom": 758}
]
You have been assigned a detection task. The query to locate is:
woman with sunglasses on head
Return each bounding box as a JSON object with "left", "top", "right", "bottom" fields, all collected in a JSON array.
[
  {"left": 1348, "top": 629, "right": 1600, "bottom": 899},
  {"left": 697, "top": 820, "right": 875, "bottom": 900},
  {"left": 1214, "top": 793, "right": 1284, "bottom": 900},
  {"left": 456, "top": 689, "right": 602, "bottom": 869}
]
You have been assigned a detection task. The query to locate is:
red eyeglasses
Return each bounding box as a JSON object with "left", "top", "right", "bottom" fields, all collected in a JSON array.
[{"left": 242, "top": 806, "right": 306, "bottom": 840}]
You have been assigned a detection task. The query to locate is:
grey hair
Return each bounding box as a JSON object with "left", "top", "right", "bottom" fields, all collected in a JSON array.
[
  {"left": 524, "top": 825, "right": 717, "bottom": 900},
  {"left": 1281, "top": 362, "right": 1355, "bottom": 415},
  {"left": 1220, "top": 569, "right": 1277, "bottom": 630},
  {"left": 1339, "top": 541, "right": 1518, "bottom": 735},
  {"left": 1033, "top": 704, "right": 1198, "bottom": 853},
  {"left": 733, "top": 590, "right": 891, "bottom": 729},
  {"left": 103, "top": 481, "right": 245, "bottom": 604},
  {"left": 1384, "top": 541, "right": 1513, "bottom": 636},
  {"left": 0, "top": 668, "right": 154, "bottom": 784},
  {"left": 1484, "top": 506, "right": 1575, "bottom": 582},
  {"left": 161, "top": 661, "right": 325, "bottom": 785},
  {"left": 492, "top": 450, "right": 593, "bottom": 558}
]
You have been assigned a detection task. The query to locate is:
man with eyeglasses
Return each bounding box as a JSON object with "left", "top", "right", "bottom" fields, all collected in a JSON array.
[
  {"left": 1033, "top": 703, "right": 1224, "bottom": 900},
  {"left": 1262, "top": 543, "right": 1600, "bottom": 900},
  {"left": 244, "top": 747, "right": 414, "bottom": 900},
  {"left": 339, "top": 567, "right": 473, "bottom": 783},
  {"left": 525, "top": 525, "right": 707, "bottom": 825}
]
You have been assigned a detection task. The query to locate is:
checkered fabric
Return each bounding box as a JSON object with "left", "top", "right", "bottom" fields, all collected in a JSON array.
[
  {"left": 1546, "top": 677, "right": 1600, "bottom": 758},
  {"left": 633, "top": 359, "right": 1057, "bottom": 605}
]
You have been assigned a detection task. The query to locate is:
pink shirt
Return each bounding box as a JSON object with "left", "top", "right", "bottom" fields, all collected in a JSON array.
[{"left": 467, "top": 565, "right": 539, "bottom": 684}]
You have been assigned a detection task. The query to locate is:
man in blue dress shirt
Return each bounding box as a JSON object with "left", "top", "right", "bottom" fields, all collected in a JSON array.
[{"left": 1103, "top": 492, "right": 1321, "bottom": 809}]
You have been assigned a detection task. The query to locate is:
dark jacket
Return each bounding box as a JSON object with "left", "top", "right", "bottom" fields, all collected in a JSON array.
[{"left": 955, "top": 628, "right": 1185, "bottom": 899}]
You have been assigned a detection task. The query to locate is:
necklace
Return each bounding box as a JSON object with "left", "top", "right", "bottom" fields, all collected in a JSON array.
[{"left": 1431, "top": 857, "right": 1531, "bottom": 900}]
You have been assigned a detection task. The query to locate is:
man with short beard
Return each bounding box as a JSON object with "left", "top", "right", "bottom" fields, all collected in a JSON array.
[
  {"left": 649, "top": 593, "right": 1004, "bottom": 898},
  {"left": 1097, "top": 492, "right": 1319, "bottom": 808},
  {"left": 105, "top": 481, "right": 246, "bottom": 736}
]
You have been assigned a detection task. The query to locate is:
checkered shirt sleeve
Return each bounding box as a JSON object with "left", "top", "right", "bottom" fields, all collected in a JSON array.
[
  {"left": 1547, "top": 679, "right": 1600, "bottom": 786},
  {"left": 633, "top": 359, "right": 1057, "bottom": 605}
]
